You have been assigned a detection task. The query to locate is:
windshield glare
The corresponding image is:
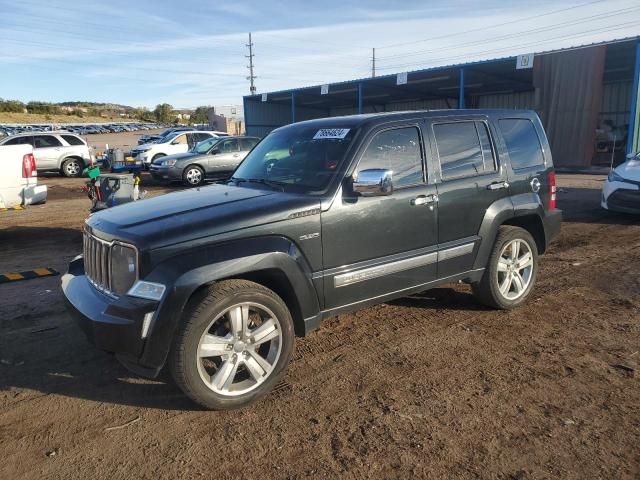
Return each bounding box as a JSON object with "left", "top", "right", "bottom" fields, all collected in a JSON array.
[
  {"left": 193, "top": 137, "right": 220, "bottom": 153},
  {"left": 232, "top": 125, "right": 357, "bottom": 194}
]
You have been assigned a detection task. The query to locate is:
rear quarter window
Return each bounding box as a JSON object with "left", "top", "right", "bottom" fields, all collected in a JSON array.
[
  {"left": 498, "top": 119, "right": 545, "bottom": 170},
  {"left": 433, "top": 121, "right": 496, "bottom": 180},
  {"left": 61, "top": 135, "right": 86, "bottom": 146}
]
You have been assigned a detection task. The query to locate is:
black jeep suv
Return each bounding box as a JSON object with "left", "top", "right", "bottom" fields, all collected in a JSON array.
[{"left": 62, "top": 110, "right": 561, "bottom": 409}]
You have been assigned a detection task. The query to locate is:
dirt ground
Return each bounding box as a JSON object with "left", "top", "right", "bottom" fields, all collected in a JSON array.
[{"left": 0, "top": 174, "right": 638, "bottom": 480}]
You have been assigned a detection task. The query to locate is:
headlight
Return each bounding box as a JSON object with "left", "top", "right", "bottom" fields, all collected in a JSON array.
[
  {"left": 607, "top": 170, "right": 624, "bottom": 182},
  {"left": 110, "top": 243, "right": 137, "bottom": 295},
  {"left": 162, "top": 159, "right": 177, "bottom": 167}
]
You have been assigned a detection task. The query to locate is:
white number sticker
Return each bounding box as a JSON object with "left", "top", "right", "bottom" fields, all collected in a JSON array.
[{"left": 313, "top": 128, "right": 350, "bottom": 140}]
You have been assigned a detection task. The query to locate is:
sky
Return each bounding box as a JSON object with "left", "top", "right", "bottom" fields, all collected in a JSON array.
[{"left": 0, "top": 0, "right": 639, "bottom": 109}]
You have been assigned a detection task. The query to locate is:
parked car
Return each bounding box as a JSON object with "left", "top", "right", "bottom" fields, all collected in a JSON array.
[
  {"left": 62, "top": 109, "right": 562, "bottom": 410},
  {"left": 601, "top": 152, "right": 640, "bottom": 213},
  {"left": 0, "top": 144, "right": 47, "bottom": 208},
  {"left": 149, "top": 136, "right": 260, "bottom": 186},
  {"left": 138, "top": 127, "right": 191, "bottom": 145},
  {"left": 129, "top": 131, "right": 222, "bottom": 168},
  {"left": 0, "top": 132, "right": 92, "bottom": 177}
]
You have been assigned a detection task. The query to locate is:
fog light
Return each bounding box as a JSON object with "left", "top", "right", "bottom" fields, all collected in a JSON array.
[
  {"left": 128, "top": 280, "right": 166, "bottom": 301},
  {"left": 141, "top": 311, "right": 155, "bottom": 339}
]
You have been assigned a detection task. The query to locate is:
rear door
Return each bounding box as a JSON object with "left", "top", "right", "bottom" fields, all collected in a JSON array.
[
  {"left": 496, "top": 116, "right": 552, "bottom": 209},
  {"left": 32, "top": 135, "right": 63, "bottom": 170},
  {"left": 426, "top": 116, "right": 510, "bottom": 278}
]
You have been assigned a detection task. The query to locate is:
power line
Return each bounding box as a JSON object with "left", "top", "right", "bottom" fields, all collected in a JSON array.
[
  {"left": 376, "top": 5, "right": 640, "bottom": 61},
  {"left": 375, "top": 0, "right": 607, "bottom": 50}
]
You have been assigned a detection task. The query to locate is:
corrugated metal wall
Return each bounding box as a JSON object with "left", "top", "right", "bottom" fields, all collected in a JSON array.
[
  {"left": 476, "top": 90, "right": 536, "bottom": 109},
  {"left": 599, "top": 81, "right": 632, "bottom": 130},
  {"left": 245, "top": 100, "right": 328, "bottom": 137},
  {"left": 329, "top": 98, "right": 452, "bottom": 117}
]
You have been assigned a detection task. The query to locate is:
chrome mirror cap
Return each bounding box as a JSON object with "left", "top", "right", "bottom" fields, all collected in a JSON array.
[{"left": 353, "top": 169, "right": 394, "bottom": 197}]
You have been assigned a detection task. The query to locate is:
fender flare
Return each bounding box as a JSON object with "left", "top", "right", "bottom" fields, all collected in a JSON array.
[{"left": 139, "top": 235, "right": 320, "bottom": 369}]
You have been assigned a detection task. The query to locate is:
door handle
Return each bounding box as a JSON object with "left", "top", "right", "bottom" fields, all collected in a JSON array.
[
  {"left": 411, "top": 194, "right": 438, "bottom": 206},
  {"left": 486, "top": 181, "right": 509, "bottom": 190}
]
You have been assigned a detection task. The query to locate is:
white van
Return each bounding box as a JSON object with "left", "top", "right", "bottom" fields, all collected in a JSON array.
[{"left": 0, "top": 144, "right": 48, "bottom": 208}]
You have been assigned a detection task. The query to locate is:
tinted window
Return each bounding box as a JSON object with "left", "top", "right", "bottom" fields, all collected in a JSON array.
[
  {"left": 241, "top": 138, "right": 259, "bottom": 151},
  {"left": 195, "top": 133, "right": 211, "bottom": 142},
  {"left": 33, "top": 135, "right": 62, "bottom": 148},
  {"left": 499, "top": 119, "right": 544, "bottom": 170},
  {"left": 172, "top": 134, "right": 187, "bottom": 145},
  {"left": 219, "top": 139, "right": 239, "bottom": 153},
  {"left": 358, "top": 127, "right": 424, "bottom": 188},
  {"left": 476, "top": 123, "right": 497, "bottom": 172},
  {"left": 3, "top": 136, "right": 32, "bottom": 146},
  {"left": 61, "top": 134, "right": 85, "bottom": 146},
  {"left": 433, "top": 122, "right": 485, "bottom": 179}
]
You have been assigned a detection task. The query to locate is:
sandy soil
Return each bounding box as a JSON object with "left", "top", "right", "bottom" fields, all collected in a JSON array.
[{"left": 0, "top": 174, "right": 638, "bottom": 480}]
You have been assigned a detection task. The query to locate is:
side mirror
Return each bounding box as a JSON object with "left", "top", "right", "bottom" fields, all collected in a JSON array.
[
  {"left": 626, "top": 153, "right": 635, "bottom": 160},
  {"left": 210, "top": 147, "right": 220, "bottom": 155},
  {"left": 353, "top": 169, "right": 393, "bottom": 196}
]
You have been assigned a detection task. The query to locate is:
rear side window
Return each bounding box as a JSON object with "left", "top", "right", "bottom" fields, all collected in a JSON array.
[
  {"left": 241, "top": 138, "right": 259, "bottom": 150},
  {"left": 433, "top": 121, "right": 496, "bottom": 180},
  {"left": 61, "top": 135, "right": 85, "bottom": 146},
  {"left": 33, "top": 135, "right": 62, "bottom": 148},
  {"left": 219, "top": 139, "right": 239, "bottom": 153},
  {"left": 358, "top": 127, "right": 424, "bottom": 188},
  {"left": 499, "top": 119, "right": 544, "bottom": 170}
]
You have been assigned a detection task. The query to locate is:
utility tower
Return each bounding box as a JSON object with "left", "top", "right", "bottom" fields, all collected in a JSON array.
[
  {"left": 246, "top": 32, "right": 257, "bottom": 94},
  {"left": 372, "top": 48, "right": 376, "bottom": 78}
]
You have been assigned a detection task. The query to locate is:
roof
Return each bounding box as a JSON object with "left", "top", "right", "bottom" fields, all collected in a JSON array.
[{"left": 244, "top": 36, "right": 640, "bottom": 109}]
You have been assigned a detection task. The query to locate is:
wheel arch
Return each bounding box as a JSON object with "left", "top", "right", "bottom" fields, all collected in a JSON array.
[{"left": 59, "top": 155, "right": 85, "bottom": 169}]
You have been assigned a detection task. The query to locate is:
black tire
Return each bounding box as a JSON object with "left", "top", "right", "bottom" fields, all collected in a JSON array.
[
  {"left": 471, "top": 226, "right": 538, "bottom": 310},
  {"left": 61, "top": 157, "right": 83, "bottom": 177},
  {"left": 182, "top": 164, "right": 205, "bottom": 187},
  {"left": 169, "top": 280, "right": 295, "bottom": 410},
  {"left": 151, "top": 153, "right": 166, "bottom": 162}
]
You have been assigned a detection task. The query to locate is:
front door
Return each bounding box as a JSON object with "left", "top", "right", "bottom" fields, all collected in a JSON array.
[
  {"left": 426, "top": 117, "right": 510, "bottom": 278},
  {"left": 208, "top": 138, "right": 240, "bottom": 174},
  {"left": 321, "top": 123, "right": 439, "bottom": 312}
]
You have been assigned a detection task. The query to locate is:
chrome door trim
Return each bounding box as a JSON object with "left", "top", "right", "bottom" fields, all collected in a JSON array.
[
  {"left": 332, "top": 241, "right": 475, "bottom": 288},
  {"left": 334, "top": 252, "right": 437, "bottom": 288}
]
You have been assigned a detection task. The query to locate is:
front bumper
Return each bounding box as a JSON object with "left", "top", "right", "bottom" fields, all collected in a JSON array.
[
  {"left": 149, "top": 165, "right": 181, "bottom": 182},
  {"left": 62, "top": 256, "right": 162, "bottom": 377},
  {"left": 601, "top": 180, "right": 640, "bottom": 214}
]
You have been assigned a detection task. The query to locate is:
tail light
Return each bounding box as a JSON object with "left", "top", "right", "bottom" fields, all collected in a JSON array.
[
  {"left": 22, "top": 153, "right": 37, "bottom": 178},
  {"left": 548, "top": 171, "right": 556, "bottom": 209}
]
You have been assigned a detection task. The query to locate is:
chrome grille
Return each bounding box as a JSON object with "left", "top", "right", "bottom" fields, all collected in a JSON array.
[{"left": 83, "top": 231, "right": 113, "bottom": 295}]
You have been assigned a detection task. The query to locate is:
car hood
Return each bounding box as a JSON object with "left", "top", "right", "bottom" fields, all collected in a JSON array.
[
  {"left": 614, "top": 159, "right": 640, "bottom": 182},
  {"left": 152, "top": 152, "right": 202, "bottom": 164},
  {"left": 86, "top": 184, "right": 321, "bottom": 250}
]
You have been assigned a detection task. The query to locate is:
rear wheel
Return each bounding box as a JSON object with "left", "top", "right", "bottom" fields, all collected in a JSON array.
[
  {"left": 61, "top": 157, "right": 83, "bottom": 177},
  {"left": 169, "top": 280, "right": 295, "bottom": 410},
  {"left": 472, "top": 226, "right": 538, "bottom": 309},
  {"left": 183, "top": 165, "right": 205, "bottom": 187}
]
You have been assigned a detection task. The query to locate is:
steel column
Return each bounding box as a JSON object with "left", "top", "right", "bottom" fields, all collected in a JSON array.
[
  {"left": 459, "top": 67, "right": 465, "bottom": 109},
  {"left": 627, "top": 41, "right": 640, "bottom": 155}
]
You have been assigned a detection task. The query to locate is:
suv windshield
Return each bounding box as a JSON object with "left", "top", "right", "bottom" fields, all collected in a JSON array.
[
  {"left": 231, "top": 125, "right": 358, "bottom": 194},
  {"left": 192, "top": 137, "right": 221, "bottom": 154}
]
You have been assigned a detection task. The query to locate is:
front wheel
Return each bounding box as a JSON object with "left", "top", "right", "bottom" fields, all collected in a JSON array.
[
  {"left": 472, "top": 226, "right": 538, "bottom": 309},
  {"left": 183, "top": 165, "right": 205, "bottom": 187},
  {"left": 169, "top": 280, "right": 295, "bottom": 410}
]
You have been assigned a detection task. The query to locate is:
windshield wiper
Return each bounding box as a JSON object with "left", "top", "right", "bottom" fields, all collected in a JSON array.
[{"left": 230, "top": 177, "right": 286, "bottom": 192}]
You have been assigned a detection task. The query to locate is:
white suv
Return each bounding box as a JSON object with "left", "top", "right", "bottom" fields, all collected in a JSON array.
[
  {"left": 0, "top": 132, "right": 92, "bottom": 177},
  {"left": 129, "top": 131, "right": 222, "bottom": 168}
]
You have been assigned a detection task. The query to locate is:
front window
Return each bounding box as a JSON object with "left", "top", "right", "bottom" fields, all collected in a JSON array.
[
  {"left": 193, "top": 137, "right": 221, "bottom": 154},
  {"left": 231, "top": 124, "right": 358, "bottom": 194}
]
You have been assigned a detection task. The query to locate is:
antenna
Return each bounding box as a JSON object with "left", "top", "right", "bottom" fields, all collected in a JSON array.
[{"left": 372, "top": 47, "right": 376, "bottom": 78}]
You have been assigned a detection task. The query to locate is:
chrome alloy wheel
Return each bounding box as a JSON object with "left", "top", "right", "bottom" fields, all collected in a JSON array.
[
  {"left": 496, "top": 239, "right": 534, "bottom": 301},
  {"left": 196, "top": 303, "right": 282, "bottom": 396},
  {"left": 185, "top": 167, "right": 202, "bottom": 185}
]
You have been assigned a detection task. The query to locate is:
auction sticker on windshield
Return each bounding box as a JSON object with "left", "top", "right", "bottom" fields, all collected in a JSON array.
[{"left": 313, "top": 128, "right": 350, "bottom": 140}]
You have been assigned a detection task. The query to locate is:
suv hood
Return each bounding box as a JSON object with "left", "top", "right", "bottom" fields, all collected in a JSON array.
[{"left": 87, "top": 184, "right": 321, "bottom": 250}]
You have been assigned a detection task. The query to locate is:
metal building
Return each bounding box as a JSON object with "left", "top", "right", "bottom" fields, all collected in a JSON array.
[{"left": 243, "top": 37, "right": 640, "bottom": 168}]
